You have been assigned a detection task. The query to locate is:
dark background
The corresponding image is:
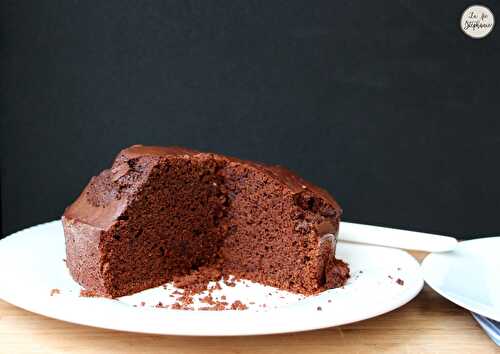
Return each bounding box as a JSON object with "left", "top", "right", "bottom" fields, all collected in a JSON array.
[{"left": 1, "top": 1, "right": 499, "bottom": 239}]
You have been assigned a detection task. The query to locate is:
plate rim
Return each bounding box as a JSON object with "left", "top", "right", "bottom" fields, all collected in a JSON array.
[{"left": 0, "top": 220, "right": 424, "bottom": 336}]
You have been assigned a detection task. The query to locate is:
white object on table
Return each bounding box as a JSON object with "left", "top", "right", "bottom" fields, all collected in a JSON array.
[
  {"left": 340, "top": 222, "right": 458, "bottom": 253},
  {"left": 422, "top": 237, "right": 500, "bottom": 322}
]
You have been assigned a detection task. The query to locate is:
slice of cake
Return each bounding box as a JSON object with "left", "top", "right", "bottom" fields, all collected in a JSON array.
[{"left": 62, "top": 145, "right": 349, "bottom": 298}]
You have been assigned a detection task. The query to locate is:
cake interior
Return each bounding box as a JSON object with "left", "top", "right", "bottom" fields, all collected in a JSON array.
[
  {"left": 79, "top": 154, "right": 347, "bottom": 298},
  {"left": 98, "top": 156, "right": 228, "bottom": 296},
  {"left": 219, "top": 164, "right": 338, "bottom": 293}
]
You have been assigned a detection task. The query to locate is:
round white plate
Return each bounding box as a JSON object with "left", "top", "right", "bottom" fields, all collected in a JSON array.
[
  {"left": 0, "top": 220, "right": 423, "bottom": 336},
  {"left": 422, "top": 237, "right": 500, "bottom": 321}
]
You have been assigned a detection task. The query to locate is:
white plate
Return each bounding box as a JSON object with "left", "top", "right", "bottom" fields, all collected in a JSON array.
[
  {"left": 422, "top": 237, "right": 500, "bottom": 321},
  {"left": 0, "top": 220, "right": 423, "bottom": 336}
]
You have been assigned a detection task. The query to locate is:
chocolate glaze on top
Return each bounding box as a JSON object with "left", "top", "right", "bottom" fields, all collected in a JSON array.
[
  {"left": 64, "top": 144, "right": 341, "bottom": 229},
  {"left": 124, "top": 145, "right": 340, "bottom": 206}
]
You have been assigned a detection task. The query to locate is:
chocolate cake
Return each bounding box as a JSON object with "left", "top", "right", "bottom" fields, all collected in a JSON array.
[{"left": 62, "top": 145, "right": 349, "bottom": 298}]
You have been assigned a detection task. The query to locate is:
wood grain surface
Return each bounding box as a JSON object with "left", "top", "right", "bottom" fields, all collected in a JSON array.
[{"left": 0, "top": 252, "right": 497, "bottom": 354}]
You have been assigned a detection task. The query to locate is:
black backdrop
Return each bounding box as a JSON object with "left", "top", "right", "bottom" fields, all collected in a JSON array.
[{"left": 1, "top": 1, "right": 500, "bottom": 238}]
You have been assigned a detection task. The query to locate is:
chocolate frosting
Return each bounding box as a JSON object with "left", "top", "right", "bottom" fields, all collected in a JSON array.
[
  {"left": 64, "top": 145, "right": 341, "bottom": 229},
  {"left": 122, "top": 145, "right": 341, "bottom": 207}
]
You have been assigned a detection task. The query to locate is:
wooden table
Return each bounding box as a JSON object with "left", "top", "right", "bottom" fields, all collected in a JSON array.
[{"left": 0, "top": 252, "right": 497, "bottom": 354}]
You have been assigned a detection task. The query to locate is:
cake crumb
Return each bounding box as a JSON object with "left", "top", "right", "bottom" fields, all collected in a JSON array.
[
  {"left": 173, "top": 265, "right": 222, "bottom": 293},
  {"left": 199, "top": 300, "right": 228, "bottom": 311},
  {"left": 200, "top": 294, "right": 215, "bottom": 305},
  {"left": 167, "top": 289, "right": 196, "bottom": 310},
  {"left": 327, "top": 299, "right": 332, "bottom": 303},
  {"left": 209, "top": 282, "right": 222, "bottom": 291},
  {"left": 224, "top": 277, "right": 237, "bottom": 287},
  {"left": 230, "top": 300, "right": 248, "bottom": 310},
  {"left": 317, "top": 306, "right": 322, "bottom": 311},
  {"left": 140, "top": 301, "right": 146, "bottom": 307},
  {"left": 50, "top": 288, "right": 60, "bottom": 296},
  {"left": 79, "top": 289, "right": 100, "bottom": 298},
  {"left": 396, "top": 278, "right": 405, "bottom": 286},
  {"left": 171, "top": 303, "right": 182, "bottom": 310}
]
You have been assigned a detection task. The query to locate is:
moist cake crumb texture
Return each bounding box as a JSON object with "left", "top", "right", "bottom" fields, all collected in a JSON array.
[{"left": 62, "top": 145, "right": 349, "bottom": 299}]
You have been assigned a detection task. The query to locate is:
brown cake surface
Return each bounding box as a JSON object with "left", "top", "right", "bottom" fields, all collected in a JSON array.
[{"left": 62, "top": 145, "right": 349, "bottom": 298}]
